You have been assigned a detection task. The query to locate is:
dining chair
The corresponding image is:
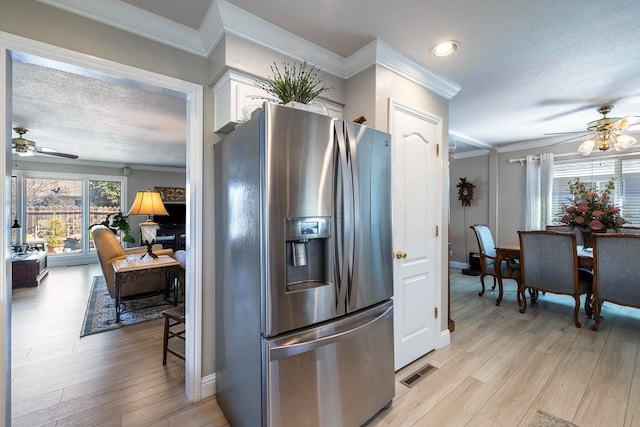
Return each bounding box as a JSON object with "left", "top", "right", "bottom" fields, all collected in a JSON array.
[
  {"left": 518, "top": 230, "right": 593, "bottom": 328},
  {"left": 470, "top": 224, "right": 521, "bottom": 300},
  {"left": 591, "top": 234, "right": 640, "bottom": 331}
]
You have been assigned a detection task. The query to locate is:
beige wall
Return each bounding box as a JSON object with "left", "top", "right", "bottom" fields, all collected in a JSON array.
[
  {"left": 449, "top": 156, "right": 490, "bottom": 265},
  {"left": 344, "top": 66, "right": 376, "bottom": 127}
]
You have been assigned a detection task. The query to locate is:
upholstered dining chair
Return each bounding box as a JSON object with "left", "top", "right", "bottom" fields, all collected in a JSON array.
[
  {"left": 591, "top": 234, "right": 640, "bottom": 331},
  {"left": 518, "top": 230, "right": 593, "bottom": 328},
  {"left": 470, "top": 224, "right": 521, "bottom": 301}
]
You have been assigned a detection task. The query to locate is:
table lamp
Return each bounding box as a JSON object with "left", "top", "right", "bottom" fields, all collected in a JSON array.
[
  {"left": 127, "top": 189, "right": 169, "bottom": 258},
  {"left": 11, "top": 218, "right": 21, "bottom": 250}
]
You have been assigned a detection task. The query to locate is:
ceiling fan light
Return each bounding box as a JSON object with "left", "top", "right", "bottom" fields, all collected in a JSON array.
[
  {"left": 614, "top": 134, "right": 637, "bottom": 151},
  {"left": 578, "top": 138, "right": 595, "bottom": 156}
]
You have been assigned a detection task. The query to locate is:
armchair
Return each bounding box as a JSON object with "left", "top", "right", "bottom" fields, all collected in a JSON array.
[{"left": 92, "top": 225, "right": 174, "bottom": 298}]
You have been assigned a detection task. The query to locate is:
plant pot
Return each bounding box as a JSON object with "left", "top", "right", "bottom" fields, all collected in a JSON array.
[
  {"left": 47, "top": 243, "right": 65, "bottom": 254},
  {"left": 284, "top": 101, "right": 328, "bottom": 116},
  {"left": 580, "top": 228, "right": 606, "bottom": 249}
]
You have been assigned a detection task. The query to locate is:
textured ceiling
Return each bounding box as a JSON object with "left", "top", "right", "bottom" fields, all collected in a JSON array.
[{"left": 12, "top": 58, "right": 187, "bottom": 167}]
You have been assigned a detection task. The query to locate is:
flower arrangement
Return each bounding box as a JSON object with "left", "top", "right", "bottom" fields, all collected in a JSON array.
[
  {"left": 256, "top": 60, "right": 331, "bottom": 105},
  {"left": 560, "top": 177, "right": 626, "bottom": 232}
]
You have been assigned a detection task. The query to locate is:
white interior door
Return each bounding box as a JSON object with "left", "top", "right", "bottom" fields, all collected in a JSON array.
[{"left": 389, "top": 99, "right": 440, "bottom": 371}]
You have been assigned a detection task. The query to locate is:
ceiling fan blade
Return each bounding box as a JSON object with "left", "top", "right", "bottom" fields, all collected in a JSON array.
[
  {"left": 33, "top": 147, "right": 79, "bottom": 159},
  {"left": 544, "top": 131, "right": 592, "bottom": 136},
  {"left": 551, "top": 133, "right": 595, "bottom": 145}
]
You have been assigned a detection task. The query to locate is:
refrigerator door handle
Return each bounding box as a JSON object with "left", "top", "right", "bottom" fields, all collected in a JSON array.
[
  {"left": 269, "top": 304, "right": 393, "bottom": 361},
  {"left": 334, "top": 122, "right": 350, "bottom": 315},
  {"left": 345, "top": 123, "right": 361, "bottom": 311}
]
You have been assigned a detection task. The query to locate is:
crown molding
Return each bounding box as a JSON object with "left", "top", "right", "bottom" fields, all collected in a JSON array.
[
  {"left": 368, "top": 40, "right": 461, "bottom": 100},
  {"left": 36, "top": 0, "right": 462, "bottom": 100},
  {"left": 452, "top": 149, "right": 490, "bottom": 159},
  {"left": 214, "top": 0, "right": 346, "bottom": 77},
  {"left": 449, "top": 130, "right": 492, "bottom": 149},
  {"left": 37, "top": 0, "right": 207, "bottom": 56}
]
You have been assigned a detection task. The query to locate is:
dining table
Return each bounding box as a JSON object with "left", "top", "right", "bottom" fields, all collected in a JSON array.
[{"left": 493, "top": 242, "right": 593, "bottom": 306}]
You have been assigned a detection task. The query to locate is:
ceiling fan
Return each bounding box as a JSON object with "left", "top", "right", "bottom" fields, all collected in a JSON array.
[
  {"left": 12, "top": 127, "right": 79, "bottom": 159},
  {"left": 548, "top": 105, "right": 640, "bottom": 156}
]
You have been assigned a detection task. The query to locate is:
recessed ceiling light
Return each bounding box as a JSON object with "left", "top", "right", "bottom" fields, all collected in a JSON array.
[{"left": 432, "top": 40, "right": 459, "bottom": 57}]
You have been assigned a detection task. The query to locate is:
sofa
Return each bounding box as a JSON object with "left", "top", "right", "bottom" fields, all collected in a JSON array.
[{"left": 92, "top": 225, "right": 175, "bottom": 298}]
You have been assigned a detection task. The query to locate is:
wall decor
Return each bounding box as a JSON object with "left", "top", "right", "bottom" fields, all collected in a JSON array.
[
  {"left": 457, "top": 177, "right": 475, "bottom": 207},
  {"left": 155, "top": 187, "right": 185, "bottom": 202}
]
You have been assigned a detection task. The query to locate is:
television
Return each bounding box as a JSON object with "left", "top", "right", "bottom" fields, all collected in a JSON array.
[{"left": 154, "top": 203, "right": 186, "bottom": 227}]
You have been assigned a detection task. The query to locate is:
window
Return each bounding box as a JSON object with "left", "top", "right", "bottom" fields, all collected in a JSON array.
[
  {"left": 14, "top": 172, "right": 126, "bottom": 258},
  {"left": 552, "top": 157, "right": 640, "bottom": 226},
  {"left": 25, "top": 177, "right": 82, "bottom": 254},
  {"left": 89, "top": 180, "right": 124, "bottom": 250}
]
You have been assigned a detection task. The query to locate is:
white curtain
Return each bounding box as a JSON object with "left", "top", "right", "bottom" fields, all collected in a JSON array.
[
  {"left": 524, "top": 153, "right": 554, "bottom": 230},
  {"left": 540, "top": 153, "right": 554, "bottom": 227}
]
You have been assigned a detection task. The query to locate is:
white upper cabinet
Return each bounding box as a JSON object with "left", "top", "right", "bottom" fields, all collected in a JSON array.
[{"left": 213, "top": 70, "right": 342, "bottom": 133}]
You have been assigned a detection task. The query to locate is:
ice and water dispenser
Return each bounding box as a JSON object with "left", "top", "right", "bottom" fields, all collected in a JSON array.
[{"left": 285, "top": 217, "right": 332, "bottom": 291}]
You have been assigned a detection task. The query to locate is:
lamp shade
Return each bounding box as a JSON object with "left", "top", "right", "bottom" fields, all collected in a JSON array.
[{"left": 127, "top": 190, "right": 169, "bottom": 219}]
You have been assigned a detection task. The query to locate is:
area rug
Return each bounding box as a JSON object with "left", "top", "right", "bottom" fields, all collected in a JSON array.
[
  {"left": 530, "top": 410, "right": 578, "bottom": 427},
  {"left": 80, "top": 276, "right": 173, "bottom": 337}
]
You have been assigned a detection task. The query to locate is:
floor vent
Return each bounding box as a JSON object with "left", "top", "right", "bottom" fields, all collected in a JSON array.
[{"left": 400, "top": 363, "right": 436, "bottom": 388}]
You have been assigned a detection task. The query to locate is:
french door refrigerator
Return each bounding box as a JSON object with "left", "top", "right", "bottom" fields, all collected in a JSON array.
[{"left": 215, "top": 102, "right": 394, "bottom": 427}]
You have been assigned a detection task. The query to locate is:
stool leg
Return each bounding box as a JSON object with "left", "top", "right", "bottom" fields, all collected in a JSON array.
[{"left": 163, "top": 316, "right": 169, "bottom": 365}]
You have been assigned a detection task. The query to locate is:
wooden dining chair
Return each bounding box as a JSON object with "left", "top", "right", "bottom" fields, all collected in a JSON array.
[
  {"left": 518, "top": 230, "right": 593, "bottom": 328},
  {"left": 470, "top": 224, "right": 520, "bottom": 300},
  {"left": 591, "top": 234, "right": 640, "bottom": 331}
]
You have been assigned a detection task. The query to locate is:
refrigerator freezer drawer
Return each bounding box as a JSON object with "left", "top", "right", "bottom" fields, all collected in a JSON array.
[{"left": 264, "top": 300, "right": 394, "bottom": 427}]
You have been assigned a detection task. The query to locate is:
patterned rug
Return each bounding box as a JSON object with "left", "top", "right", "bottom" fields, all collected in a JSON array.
[
  {"left": 80, "top": 276, "right": 173, "bottom": 337},
  {"left": 530, "top": 410, "right": 578, "bottom": 427}
]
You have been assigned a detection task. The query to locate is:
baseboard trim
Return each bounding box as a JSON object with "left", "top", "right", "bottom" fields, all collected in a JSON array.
[
  {"left": 450, "top": 261, "right": 467, "bottom": 270},
  {"left": 201, "top": 373, "right": 216, "bottom": 399},
  {"left": 438, "top": 328, "right": 450, "bottom": 349}
]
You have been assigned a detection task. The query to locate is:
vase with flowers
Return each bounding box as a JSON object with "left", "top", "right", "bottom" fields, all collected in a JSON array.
[{"left": 560, "top": 177, "right": 626, "bottom": 248}]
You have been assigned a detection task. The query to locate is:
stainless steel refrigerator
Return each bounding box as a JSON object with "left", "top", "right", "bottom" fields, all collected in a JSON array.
[{"left": 215, "top": 102, "right": 394, "bottom": 427}]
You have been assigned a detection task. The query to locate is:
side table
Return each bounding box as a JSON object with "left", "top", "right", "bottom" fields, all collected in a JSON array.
[
  {"left": 112, "top": 255, "right": 182, "bottom": 322},
  {"left": 12, "top": 251, "right": 48, "bottom": 287}
]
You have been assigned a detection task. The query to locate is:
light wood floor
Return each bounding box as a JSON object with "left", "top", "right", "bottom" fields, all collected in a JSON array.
[{"left": 11, "top": 266, "right": 640, "bottom": 426}]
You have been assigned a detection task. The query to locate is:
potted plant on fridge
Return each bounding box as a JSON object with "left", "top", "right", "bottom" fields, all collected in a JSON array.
[{"left": 255, "top": 60, "right": 332, "bottom": 106}]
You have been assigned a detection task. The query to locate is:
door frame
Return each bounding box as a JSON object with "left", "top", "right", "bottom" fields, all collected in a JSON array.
[{"left": 0, "top": 31, "right": 204, "bottom": 422}]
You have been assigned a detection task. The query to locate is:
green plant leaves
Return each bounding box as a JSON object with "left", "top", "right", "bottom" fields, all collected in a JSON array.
[{"left": 256, "top": 60, "right": 331, "bottom": 105}]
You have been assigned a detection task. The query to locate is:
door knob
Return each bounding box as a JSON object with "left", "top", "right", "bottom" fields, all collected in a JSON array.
[{"left": 395, "top": 251, "right": 407, "bottom": 259}]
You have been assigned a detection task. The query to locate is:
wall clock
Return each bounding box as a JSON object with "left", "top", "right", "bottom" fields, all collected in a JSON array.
[{"left": 457, "top": 177, "right": 475, "bottom": 207}]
